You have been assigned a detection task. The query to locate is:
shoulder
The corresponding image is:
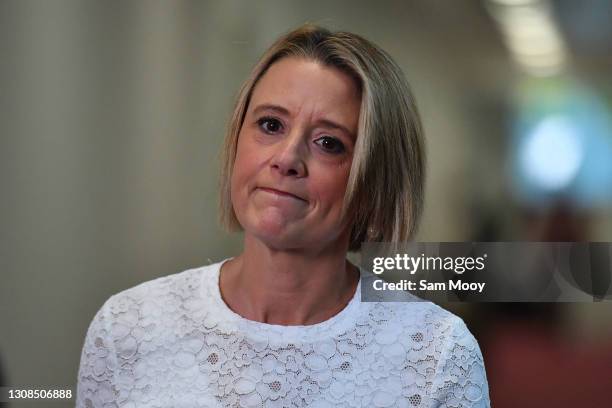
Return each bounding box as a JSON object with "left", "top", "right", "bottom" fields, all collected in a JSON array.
[
  {"left": 78, "top": 262, "right": 224, "bottom": 406},
  {"left": 359, "top": 270, "right": 482, "bottom": 364},
  {"left": 370, "top": 296, "right": 489, "bottom": 406},
  {"left": 362, "top": 295, "right": 473, "bottom": 355},
  {"left": 356, "top": 283, "right": 489, "bottom": 405},
  {"left": 359, "top": 269, "right": 471, "bottom": 343},
  {"left": 85, "top": 261, "right": 222, "bottom": 350},
  {"left": 102, "top": 261, "right": 223, "bottom": 316}
]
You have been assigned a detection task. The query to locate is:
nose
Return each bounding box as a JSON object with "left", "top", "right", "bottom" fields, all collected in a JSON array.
[{"left": 270, "top": 130, "right": 307, "bottom": 178}]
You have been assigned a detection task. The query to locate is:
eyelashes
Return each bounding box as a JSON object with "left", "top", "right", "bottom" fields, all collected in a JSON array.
[
  {"left": 256, "top": 116, "right": 283, "bottom": 134},
  {"left": 256, "top": 116, "right": 346, "bottom": 155},
  {"left": 314, "top": 136, "right": 346, "bottom": 154}
]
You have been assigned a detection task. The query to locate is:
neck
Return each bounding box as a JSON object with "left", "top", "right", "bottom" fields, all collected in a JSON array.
[{"left": 219, "top": 234, "right": 359, "bottom": 326}]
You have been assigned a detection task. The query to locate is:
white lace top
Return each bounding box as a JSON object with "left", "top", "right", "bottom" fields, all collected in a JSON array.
[{"left": 76, "top": 260, "right": 490, "bottom": 407}]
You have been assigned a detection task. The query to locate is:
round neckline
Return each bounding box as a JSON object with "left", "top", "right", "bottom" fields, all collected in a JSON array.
[{"left": 205, "top": 258, "right": 363, "bottom": 341}]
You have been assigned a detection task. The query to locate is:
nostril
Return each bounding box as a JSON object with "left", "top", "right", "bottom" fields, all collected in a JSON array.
[{"left": 270, "top": 152, "right": 306, "bottom": 177}]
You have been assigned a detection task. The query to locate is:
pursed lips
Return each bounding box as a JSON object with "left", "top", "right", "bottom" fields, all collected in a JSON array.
[{"left": 257, "top": 187, "right": 307, "bottom": 202}]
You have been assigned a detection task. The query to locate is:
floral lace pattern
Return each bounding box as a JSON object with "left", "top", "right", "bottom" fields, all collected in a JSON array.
[{"left": 77, "top": 260, "right": 490, "bottom": 407}]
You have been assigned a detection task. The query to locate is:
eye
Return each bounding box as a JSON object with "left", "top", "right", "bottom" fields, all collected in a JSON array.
[
  {"left": 314, "top": 136, "right": 346, "bottom": 154},
  {"left": 257, "top": 117, "right": 283, "bottom": 134}
]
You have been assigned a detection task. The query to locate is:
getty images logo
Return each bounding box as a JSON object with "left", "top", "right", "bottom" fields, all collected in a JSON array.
[{"left": 372, "top": 253, "right": 488, "bottom": 275}]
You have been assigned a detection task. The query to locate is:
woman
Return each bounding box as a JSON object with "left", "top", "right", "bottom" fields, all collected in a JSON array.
[{"left": 77, "top": 24, "right": 490, "bottom": 407}]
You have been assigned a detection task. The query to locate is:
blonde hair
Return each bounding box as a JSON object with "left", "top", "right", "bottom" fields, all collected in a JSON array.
[{"left": 219, "top": 24, "right": 425, "bottom": 251}]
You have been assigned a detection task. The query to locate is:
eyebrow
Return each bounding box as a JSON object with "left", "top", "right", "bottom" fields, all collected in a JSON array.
[{"left": 252, "top": 103, "right": 356, "bottom": 140}]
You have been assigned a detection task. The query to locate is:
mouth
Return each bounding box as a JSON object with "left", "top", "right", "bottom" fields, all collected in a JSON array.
[{"left": 257, "top": 187, "right": 307, "bottom": 202}]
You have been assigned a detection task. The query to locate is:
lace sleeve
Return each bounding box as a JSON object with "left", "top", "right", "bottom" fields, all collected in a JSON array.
[
  {"left": 76, "top": 299, "right": 120, "bottom": 408},
  {"left": 430, "top": 317, "right": 490, "bottom": 408}
]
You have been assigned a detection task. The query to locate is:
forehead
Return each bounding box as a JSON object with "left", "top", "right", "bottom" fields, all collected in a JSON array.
[{"left": 249, "top": 57, "right": 361, "bottom": 127}]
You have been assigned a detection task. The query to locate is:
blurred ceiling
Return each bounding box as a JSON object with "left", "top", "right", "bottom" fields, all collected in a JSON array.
[{"left": 408, "top": 0, "right": 611, "bottom": 84}]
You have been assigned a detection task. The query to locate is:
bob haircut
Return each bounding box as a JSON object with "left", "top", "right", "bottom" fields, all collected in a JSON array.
[{"left": 219, "top": 23, "right": 425, "bottom": 251}]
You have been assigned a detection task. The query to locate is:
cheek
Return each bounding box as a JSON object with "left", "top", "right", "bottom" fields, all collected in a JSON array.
[
  {"left": 230, "top": 143, "right": 250, "bottom": 207},
  {"left": 231, "top": 134, "right": 266, "bottom": 211},
  {"left": 232, "top": 136, "right": 255, "bottom": 187},
  {"left": 314, "top": 166, "right": 351, "bottom": 212}
]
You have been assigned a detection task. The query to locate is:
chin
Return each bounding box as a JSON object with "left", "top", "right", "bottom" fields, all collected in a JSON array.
[
  {"left": 240, "top": 212, "right": 346, "bottom": 252},
  {"left": 250, "top": 223, "right": 302, "bottom": 250}
]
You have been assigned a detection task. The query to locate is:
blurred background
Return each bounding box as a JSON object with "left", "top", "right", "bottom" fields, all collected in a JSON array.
[{"left": 1, "top": 0, "right": 611, "bottom": 407}]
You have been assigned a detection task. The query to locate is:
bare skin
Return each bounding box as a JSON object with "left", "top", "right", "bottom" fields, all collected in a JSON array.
[
  {"left": 220, "top": 57, "right": 361, "bottom": 325},
  {"left": 219, "top": 236, "right": 359, "bottom": 325}
]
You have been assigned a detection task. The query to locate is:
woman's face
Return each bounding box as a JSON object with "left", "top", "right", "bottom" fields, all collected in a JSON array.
[{"left": 231, "top": 57, "right": 361, "bottom": 252}]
